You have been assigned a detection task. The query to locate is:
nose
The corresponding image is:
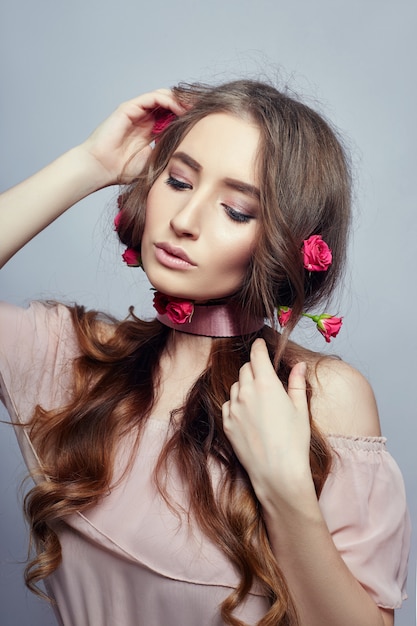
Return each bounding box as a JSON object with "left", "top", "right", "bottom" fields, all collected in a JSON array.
[{"left": 169, "top": 195, "right": 203, "bottom": 239}]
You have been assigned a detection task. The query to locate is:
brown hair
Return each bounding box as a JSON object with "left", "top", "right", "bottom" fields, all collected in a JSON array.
[
  {"left": 24, "top": 80, "right": 351, "bottom": 626},
  {"left": 118, "top": 80, "right": 351, "bottom": 349}
]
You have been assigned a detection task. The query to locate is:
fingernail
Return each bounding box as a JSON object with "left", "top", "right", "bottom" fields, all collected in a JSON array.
[{"left": 299, "top": 362, "right": 307, "bottom": 376}]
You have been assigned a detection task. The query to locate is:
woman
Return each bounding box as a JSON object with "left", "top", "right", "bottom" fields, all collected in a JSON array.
[{"left": 0, "top": 80, "right": 410, "bottom": 626}]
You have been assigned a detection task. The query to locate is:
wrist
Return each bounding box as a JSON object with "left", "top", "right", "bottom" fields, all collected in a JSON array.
[
  {"left": 67, "top": 145, "right": 117, "bottom": 192},
  {"left": 258, "top": 471, "right": 319, "bottom": 521}
]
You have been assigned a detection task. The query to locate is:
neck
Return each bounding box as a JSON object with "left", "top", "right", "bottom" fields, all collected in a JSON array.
[
  {"left": 155, "top": 298, "right": 265, "bottom": 338},
  {"left": 164, "top": 327, "right": 213, "bottom": 361}
]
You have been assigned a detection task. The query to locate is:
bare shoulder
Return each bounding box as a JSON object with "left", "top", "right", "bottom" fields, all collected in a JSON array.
[{"left": 308, "top": 357, "right": 381, "bottom": 437}]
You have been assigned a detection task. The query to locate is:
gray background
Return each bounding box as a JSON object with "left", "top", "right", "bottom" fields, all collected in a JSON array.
[{"left": 0, "top": 1, "right": 415, "bottom": 624}]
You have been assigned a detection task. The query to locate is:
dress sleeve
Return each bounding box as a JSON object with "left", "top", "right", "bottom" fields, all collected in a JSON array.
[
  {"left": 319, "top": 434, "right": 411, "bottom": 609},
  {"left": 0, "top": 300, "right": 80, "bottom": 472}
]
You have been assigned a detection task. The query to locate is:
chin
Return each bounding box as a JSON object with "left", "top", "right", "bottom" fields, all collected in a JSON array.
[
  {"left": 146, "top": 276, "right": 193, "bottom": 300},
  {"left": 147, "top": 281, "right": 229, "bottom": 303},
  {"left": 145, "top": 270, "right": 240, "bottom": 302}
]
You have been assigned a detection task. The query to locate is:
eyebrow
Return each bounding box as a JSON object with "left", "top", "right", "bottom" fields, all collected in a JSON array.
[
  {"left": 223, "top": 177, "right": 260, "bottom": 200},
  {"left": 171, "top": 151, "right": 201, "bottom": 172},
  {"left": 171, "top": 151, "right": 260, "bottom": 200}
]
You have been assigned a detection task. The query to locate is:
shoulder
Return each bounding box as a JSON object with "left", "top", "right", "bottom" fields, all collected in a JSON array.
[
  {"left": 0, "top": 299, "right": 73, "bottom": 338},
  {"left": 0, "top": 300, "right": 116, "bottom": 351},
  {"left": 308, "top": 357, "right": 381, "bottom": 437}
]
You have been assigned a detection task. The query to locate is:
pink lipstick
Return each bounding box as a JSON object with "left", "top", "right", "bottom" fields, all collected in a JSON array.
[{"left": 154, "top": 243, "right": 196, "bottom": 269}]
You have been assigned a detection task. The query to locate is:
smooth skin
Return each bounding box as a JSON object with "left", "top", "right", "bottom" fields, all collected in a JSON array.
[
  {"left": 0, "top": 90, "right": 394, "bottom": 625},
  {"left": 142, "top": 113, "right": 261, "bottom": 301},
  {"left": 223, "top": 340, "right": 392, "bottom": 626},
  {"left": 0, "top": 89, "right": 188, "bottom": 267}
]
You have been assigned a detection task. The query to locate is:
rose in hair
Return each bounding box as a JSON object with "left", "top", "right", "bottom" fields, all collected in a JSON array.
[
  {"left": 315, "top": 314, "right": 343, "bottom": 343},
  {"left": 303, "top": 235, "right": 332, "bottom": 272},
  {"left": 278, "top": 308, "right": 343, "bottom": 342},
  {"left": 121, "top": 248, "right": 142, "bottom": 267},
  {"left": 153, "top": 291, "right": 194, "bottom": 324},
  {"left": 114, "top": 211, "right": 123, "bottom": 232},
  {"left": 152, "top": 109, "right": 177, "bottom": 139},
  {"left": 277, "top": 306, "right": 292, "bottom": 327}
]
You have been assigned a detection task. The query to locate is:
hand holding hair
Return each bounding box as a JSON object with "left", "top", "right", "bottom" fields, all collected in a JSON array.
[
  {"left": 82, "top": 89, "right": 189, "bottom": 186},
  {"left": 1, "top": 75, "right": 406, "bottom": 625},
  {"left": 222, "top": 338, "right": 314, "bottom": 507},
  {"left": 0, "top": 89, "right": 188, "bottom": 267}
]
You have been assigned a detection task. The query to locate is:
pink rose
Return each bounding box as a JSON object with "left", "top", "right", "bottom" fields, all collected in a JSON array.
[
  {"left": 153, "top": 291, "right": 194, "bottom": 324},
  {"left": 114, "top": 211, "right": 123, "bottom": 232},
  {"left": 303, "top": 235, "right": 332, "bottom": 272},
  {"left": 153, "top": 292, "right": 170, "bottom": 314},
  {"left": 121, "top": 247, "right": 141, "bottom": 267},
  {"left": 166, "top": 300, "right": 194, "bottom": 324},
  {"left": 316, "top": 314, "right": 343, "bottom": 343},
  {"left": 152, "top": 109, "right": 177, "bottom": 139},
  {"left": 277, "top": 306, "right": 292, "bottom": 327}
]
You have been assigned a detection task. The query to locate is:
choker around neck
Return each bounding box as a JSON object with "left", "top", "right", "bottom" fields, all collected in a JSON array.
[{"left": 153, "top": 295, "right": 265, "bottom": 338}]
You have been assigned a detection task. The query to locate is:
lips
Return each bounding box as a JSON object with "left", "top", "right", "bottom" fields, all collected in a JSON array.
[{"left": 154, "top": 243, "right": 196, "bottom": 269}]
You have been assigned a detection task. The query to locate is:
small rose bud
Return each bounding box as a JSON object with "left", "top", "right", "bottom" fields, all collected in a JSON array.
[
  {"left": 316, "top": 314, "right": 343, "bottom": 343},
  {"left": 277, "top": 306, "right": 292, "bottom": 327}
]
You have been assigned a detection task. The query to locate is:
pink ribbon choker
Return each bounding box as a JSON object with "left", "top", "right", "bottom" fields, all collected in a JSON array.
[{"left": 154, "top": 297, "right": 265, "bottom": 338}]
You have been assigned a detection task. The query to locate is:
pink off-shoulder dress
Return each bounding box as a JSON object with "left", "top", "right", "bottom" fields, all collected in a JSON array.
[{"left": 0, "top": 301, "right": 411, "bottom": 626}]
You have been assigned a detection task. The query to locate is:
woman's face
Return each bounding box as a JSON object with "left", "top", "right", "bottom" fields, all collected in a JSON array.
[{"left": 141, "top": 113, "right": 261, "bottom": 302}]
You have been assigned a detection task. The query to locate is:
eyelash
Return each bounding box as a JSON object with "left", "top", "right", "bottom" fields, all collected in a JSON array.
[
  {"left": 165, "top": 176, "right": 253, "bottom": 224},
  {"left": 165, "top": 176, "right": 191, "bottom": 191},
  {"left": 222, "top": 205, "right": 252, "bottom": 224}
]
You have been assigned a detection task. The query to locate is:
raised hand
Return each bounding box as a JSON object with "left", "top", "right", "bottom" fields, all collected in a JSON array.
[
  {"left": 82, "top": 89, "right": 188, "bottom": 186},
  {"left": 222, "top": 338, "right": 313, "bottom": 506},
  {"left": 0, "top": 89, "right": 188, "bottom": 267}
]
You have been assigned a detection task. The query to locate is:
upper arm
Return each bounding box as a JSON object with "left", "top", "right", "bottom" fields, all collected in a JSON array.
[
  {"left": 309, "top": 358, "right": 382, "bottom": 437},
  {"left": 380, "top": 607, "right": 394, "bottom": 626}
]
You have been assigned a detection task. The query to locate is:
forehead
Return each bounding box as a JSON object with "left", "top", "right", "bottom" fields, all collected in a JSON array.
[{"left": 174, "top": 113, "right": 261, "bottom": 184}]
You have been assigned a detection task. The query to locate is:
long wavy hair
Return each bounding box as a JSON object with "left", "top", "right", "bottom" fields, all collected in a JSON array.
[{"left": 24, "top": 80, "right": 351, "bottom": 626}]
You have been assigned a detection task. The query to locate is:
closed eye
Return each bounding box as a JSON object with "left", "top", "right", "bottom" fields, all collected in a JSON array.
[
  {"left": 222, "top": 204, "right": 254, "bottom": 224},
  {"left": 165, "top": 176, "right": 192, "bottom": 191},
  {"left": 165, "top": 175, "right": 255, "bottom": 223}
]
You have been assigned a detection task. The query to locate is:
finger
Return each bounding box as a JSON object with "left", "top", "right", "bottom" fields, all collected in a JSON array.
[
  {"left": 222, "top": 400, "right": 230, "bottom": 422},
  {"left": 238, "top": 360, "right": 254, "bottom": 384},
  {"left": 287, "top": 362, "right": 308, "bottom": 412},
  {"left": 249, "top": 338, "right": 277, "bottom": 379},
  {"left": 126, "top": 90, "right": 188, "bottom": 117},
  {"left": 229, "top": 381, "right": 240, "bottom": 403}
]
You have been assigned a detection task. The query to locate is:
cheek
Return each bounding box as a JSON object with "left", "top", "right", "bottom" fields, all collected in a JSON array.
[
  {"left": 144, "top": 187, "right": 157, "bottom": 224},
  {"left": 143, "top": 187, "right": 165, "bottom": 236},
  {"left": 218, "top": 234, "right": 257, "bottom": 274},
  {"left": 141, "top": 201, "right": 157, "bottom": 259}
]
